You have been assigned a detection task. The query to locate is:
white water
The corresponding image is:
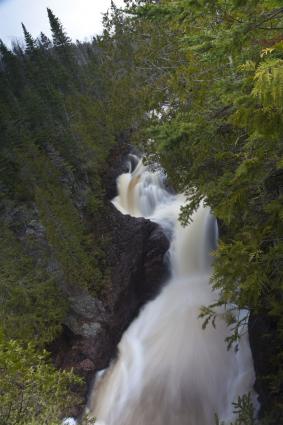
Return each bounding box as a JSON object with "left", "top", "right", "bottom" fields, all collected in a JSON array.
[{"left": 87, "top": 157, "right": 257, "bottom": 425}]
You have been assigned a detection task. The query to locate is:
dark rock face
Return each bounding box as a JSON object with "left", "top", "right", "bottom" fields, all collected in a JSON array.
[
  {"left": 249, "top": 313, "right": 280, "bottom": 423},
  {"left": 249, "top": 314, "right": 269, "bottom": 414},
  {"left": 108, "top": 204, "right": 169, "bottom": 310}
]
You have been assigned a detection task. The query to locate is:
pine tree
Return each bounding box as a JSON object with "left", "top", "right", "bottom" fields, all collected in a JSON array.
[
  {"left": 0, "top": 39, "right": 22, "bottom": 94},
  {"left": 21, "top": 23, "right": 36, "bottom": 54},
  {"left": 39, "top": 31, "right": 52, "bottom": 49},
  {"left": 127, "top": 1, "right": 283, "bottom": 422},
  {"left": 0, "top": 39, "right": 13, "bottom": 66},
  {"left": 47, "top": 8, "right": 71, "bottom": 48}
]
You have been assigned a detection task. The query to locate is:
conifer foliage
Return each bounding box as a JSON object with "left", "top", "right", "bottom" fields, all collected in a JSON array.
[
  {"left": 0, "top": 7, "right": 139, "bottom": 424},
  {"left": 122, "top": 1, "right": 283, "bottom": 423},
  {"left": 21, "top": 24, "right": 36, "bottom": 54},
  {"left": 0, "top": 5, "right": 162, "bottom": 422},
  {"left": 1, "top": 2, "right": 283, "bottom": 424},
  {"left": 47, "top": 8, "right": 71, "bottom": 48}
]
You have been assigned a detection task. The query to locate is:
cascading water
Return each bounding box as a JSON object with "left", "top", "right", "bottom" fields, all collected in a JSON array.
[{"left": 87, "top": 157, "right": 257, "bottom": 425}]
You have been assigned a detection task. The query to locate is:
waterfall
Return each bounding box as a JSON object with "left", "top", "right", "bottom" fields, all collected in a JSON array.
[{"left": 87, "top": 157, "right": 257, "bottom": 425}]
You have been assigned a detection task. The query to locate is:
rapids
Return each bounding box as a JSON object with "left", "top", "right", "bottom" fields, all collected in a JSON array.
[{"left": 87, "top": 157, "right": 257, "bottom": 425}]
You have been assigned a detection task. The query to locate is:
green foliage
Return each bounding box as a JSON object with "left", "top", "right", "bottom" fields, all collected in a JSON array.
[
  {"left": 253, "top": 58, "right": 283, "bottom": 108},
  {"left": 0, "top": 8, "right": 121, "bottom": 295},
  {"left": 1, "top": 5, "right": 165, "bottom": 419},
  {"left": 35, "top": 184, "right": 103, "bottom": 288},
  {"left": 215, "top": 393, "right": 255, "bottom": 425},
  {"left": 21, "top": 24, "right": 36, "bottom": 55},
  {"left": 118, "top": 0, "right": 283, "bottom": 422},
  {"left": 0, "top": 224, "right": 67, "bottom": 345},
  {"left": 0, "top": 8, "right": 145, "bottom": 422},
  {"left": 47, "top": 8, "right": 72, "bottom": 48},
  {"left": 0, "top": 334, "right": 82, "bottom": 425},
  {"left": 4, "top": 1, "right": 283, "bottom": 422}
]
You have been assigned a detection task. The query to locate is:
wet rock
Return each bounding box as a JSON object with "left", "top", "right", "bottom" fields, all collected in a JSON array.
[{"left": 249, "top": 313, "right": 279, "bottom": 422}]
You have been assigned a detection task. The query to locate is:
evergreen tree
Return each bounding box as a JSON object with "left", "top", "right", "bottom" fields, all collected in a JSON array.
[
  {"left": 0, "top": 39, "right": 23, "bottom": 96},
  {"left": 126, "top": 1, "right": 283, "bottom": 422},
  {"left": 21, "top": 23, "right": 36, "bottom": 54},
  {"left": 47, "top": 8, "right": 71, "bottom": 48},
  {"left": 39, "top": 31, "right": 52, "bottom": 49},
  {"left": 0, "top": 39, "right": 14, "bottom": 67},
  {"left": 0, "top": 8, "right": 143, "bottom": 424},
  {"left": 5, "top": 3, "right": 283, "bottom": 423}
]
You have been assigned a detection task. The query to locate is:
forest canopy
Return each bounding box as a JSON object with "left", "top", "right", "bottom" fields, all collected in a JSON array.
[{"left": 0, "top": 1, "right": 282, "bottom": 424}]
